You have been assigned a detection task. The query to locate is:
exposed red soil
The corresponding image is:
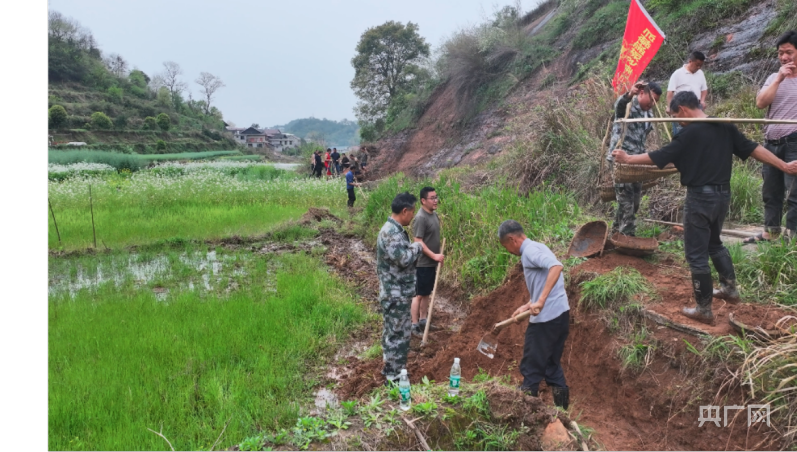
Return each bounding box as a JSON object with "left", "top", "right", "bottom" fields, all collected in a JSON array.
[{"left": 335, "top": 247, "right": 793, "bottom": 450}]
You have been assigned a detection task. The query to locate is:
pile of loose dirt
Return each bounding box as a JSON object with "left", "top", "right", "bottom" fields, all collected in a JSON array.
[{"left": 299, "top": 207, "right": 342, "bottom": 225}]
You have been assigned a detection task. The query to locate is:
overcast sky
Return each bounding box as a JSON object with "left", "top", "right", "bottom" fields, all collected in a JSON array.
[{"left": 48, "top": 0, "right": 543, "bottom": 127}]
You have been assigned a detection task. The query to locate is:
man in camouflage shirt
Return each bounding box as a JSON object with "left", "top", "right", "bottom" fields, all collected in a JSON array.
[
  {"left": 376, "top": 192, "right": 423, "bottom": 385},
  {"left": 606, "top": 81, "right": 662, "bottom": 236}
]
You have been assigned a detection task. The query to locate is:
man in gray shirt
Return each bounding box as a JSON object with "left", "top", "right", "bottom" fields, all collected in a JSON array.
[
  {"left": 498, "top": 220, "right": 570, "bottom": 409},
  {"left": 411, "top": 187, "right": 444, "bottom": 336}
]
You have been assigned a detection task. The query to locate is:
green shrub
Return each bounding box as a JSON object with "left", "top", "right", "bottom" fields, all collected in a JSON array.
[
  {"left": 143, "top": 116, "right": 158, "bottom": 130},
  {"left": 107, "top": 86, "right": 123, "bottom": 103},
  {"left": 156, "top": 140, "right": 167, "bottom": 152},
  {"left": 90, "top": 112, "right": 113, "bottom": 130},
  {"left": 49, "top": 105, "right": 68, "bottom": 129},
  {"left": 156, "top": 113, "right": 171, "bottom": 131}
]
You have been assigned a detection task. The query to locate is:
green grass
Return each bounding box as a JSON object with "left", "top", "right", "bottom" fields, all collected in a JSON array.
[
  {"left": 362, "top": 173, "right": 579, "bottom": 291},
  {"left": 48, "top": 149, "right": 243, "bottom": 171},
  {"left": 728, "top": 161, "right": 763, "bottom": 224},
  {"left": 572, "top": 1, "right": 628, "bottom": 50},
  {"left": 579, "top": 267, "right": 653, "bottom": 310},
  {"left": 734, "top": 240, "right": 797, "bottom": 306},
  {"left": 48, "top": 168, "right": 344, "bottom": 250},
  {"left": 49, "top": 250, "right": 366, "bottom": 451}
]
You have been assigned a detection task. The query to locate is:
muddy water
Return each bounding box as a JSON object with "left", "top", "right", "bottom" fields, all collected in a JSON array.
[{"left": 48, "top": 250, "right": 253, "bottom": 300}]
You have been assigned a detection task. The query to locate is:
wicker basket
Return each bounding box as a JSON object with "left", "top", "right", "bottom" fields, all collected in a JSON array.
[
  {"left": 609, "top": 232, "right": 658, "bottom": 257},
  {"left": 613, "top": 163, "right": 678, "bottom": 184},
  {"left": 599, "top": 180, "right": 660, "bottom": 203}
]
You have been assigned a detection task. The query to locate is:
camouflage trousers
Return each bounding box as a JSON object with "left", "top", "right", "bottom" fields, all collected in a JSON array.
[
  {"left": 614, "top": 182, "right": 642, "bottom": 236},
  {"left": 380, "top": 296, "right": 412, "bottom": 381}
]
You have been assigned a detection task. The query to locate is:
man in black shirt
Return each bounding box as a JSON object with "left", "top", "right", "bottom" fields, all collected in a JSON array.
[
  {"left": 331, "top": 148, "right": 341, "bottom": 176},
  {"left": 613, "top": 91, "right": 797, "bottom": 324},
  {"left": 313, "top": 151, "right": 324, "bottom": 178}
]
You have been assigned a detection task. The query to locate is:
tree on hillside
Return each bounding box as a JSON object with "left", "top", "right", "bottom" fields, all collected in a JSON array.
[
  {"left": 49, "top": 105, "right": 68, "bottom": 129},
  {"left": 151, "top": 61, "right": 187, "bottom": 100},
  {"left": 350, "top": 21, "right": 430, "bottom": 123},
  {"left": 48, "top": 10, "right": 103, "bottom": 82},
  {"left": 104, "top": 53, "right": 129, "bottom": 77},
  {"left": 195, "top": 72, "right": 225, "bottom": 115}
]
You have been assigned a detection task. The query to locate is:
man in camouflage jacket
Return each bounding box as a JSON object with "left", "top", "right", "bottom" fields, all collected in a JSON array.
[
  {"left": 376, "top": 192, "right": 423, "bottom": 384},
  {"left": 606, "top": 81, "right": 662, "bottom": 236}
]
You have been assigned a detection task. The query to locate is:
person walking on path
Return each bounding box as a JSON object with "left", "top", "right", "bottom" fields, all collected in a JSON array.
[
  {"left": 410, "top": 187, "right": 444, "bottom": 337},
  {"left": 613, "top": 91, "right": 797, "bottom": 324},
  {"left": 376, "top": 192, "right": 423, "bottom": 385},
  {"left": 344, "top": 164, "right": 361, "bottom": 208},
  {"left": 331, "top": 148, "right": 341, "bottom": 176},
  {"left": 666, "top": 51, "right": 708, "bottom": 136},
  {"left": 498, "top": 220, "right": 570, "bottom": 409},
  {"left": 745, "top": 31, "right": 797, "bottom": 244},
  {"left": 606, "top": 81, "right": 662, "bottom": 236}
]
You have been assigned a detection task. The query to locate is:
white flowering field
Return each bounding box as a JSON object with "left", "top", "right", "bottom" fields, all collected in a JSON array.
[{"left": 48, "top": 163, "right": 347, "bottom": 249}]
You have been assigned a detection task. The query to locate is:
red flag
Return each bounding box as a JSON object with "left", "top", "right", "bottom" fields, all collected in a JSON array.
[{"left": 612, "top": 0, "right": 666, "bottom": 94}]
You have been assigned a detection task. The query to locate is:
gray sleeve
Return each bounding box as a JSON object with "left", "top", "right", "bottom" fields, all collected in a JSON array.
[
  {"left": 524, "top": 245, "right": 563, "bottom": 270},
  {"left": 413, "top": 214, "right": 427, "bottom": 239}
]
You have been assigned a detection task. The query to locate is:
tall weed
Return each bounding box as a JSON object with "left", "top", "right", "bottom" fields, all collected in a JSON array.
[{"left": 363, "top": 173, "right": 578, "bottom": 291}]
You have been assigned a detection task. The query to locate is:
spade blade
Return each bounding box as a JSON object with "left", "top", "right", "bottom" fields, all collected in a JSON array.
[{"left": 476, "top": 333, "right": 498, "bottom": 359}]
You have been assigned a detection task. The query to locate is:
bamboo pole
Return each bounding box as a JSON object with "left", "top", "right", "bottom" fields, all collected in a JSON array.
[
  {"left": 421, "top": 238, "right": 446, "bottom": 346},
  {"left": 89, "top": 184, "right": 97, "bottom": 248},
  {"left": 49, "top": 199, "right": 62, "bottom": 245},
  {"left": 642, "top": 219, "right": 757, "bottom": 238},
  {"left": 617, "top": 117, "right": 797, "bottom": 124}
]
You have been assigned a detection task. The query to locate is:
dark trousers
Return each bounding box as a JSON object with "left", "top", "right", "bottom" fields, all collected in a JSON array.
[
  {"left": 520, "top": 310, "right": 569, "bottom": 392},
  {"left": 762, "top": 140, "right": 797, "bottom": 233},
  {"left": 347, "top": 188, "right": 356, "bottom": 207},
  {"left": 683, "top": 188, "right": 731, "bottom": 274}
]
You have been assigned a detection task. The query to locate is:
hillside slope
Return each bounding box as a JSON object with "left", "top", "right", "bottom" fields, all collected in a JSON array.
[
  {"left": 47, "top": 11, "right": 235, "bottom": 153},
  {"left": 367, "top": 0, "right": 794, "bottom": 179}
]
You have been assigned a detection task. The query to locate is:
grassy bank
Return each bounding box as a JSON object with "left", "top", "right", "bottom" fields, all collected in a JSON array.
[
  {"left": 362, "top": 173, "right": 580, "bottom": 292},
  {"left": 49, "top": 248, "right": 367, "bottom": 450},
  {"left": 48, "top": 163, "right": 344, "bottom": 250}
]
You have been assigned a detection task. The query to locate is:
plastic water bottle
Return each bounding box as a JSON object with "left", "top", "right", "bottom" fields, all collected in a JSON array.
[
  {"left": 398, "top": 369, "right": 411, "bottom": 411},
  {"left": 449, "top": 358, "right": 461, "bottom": 397}
]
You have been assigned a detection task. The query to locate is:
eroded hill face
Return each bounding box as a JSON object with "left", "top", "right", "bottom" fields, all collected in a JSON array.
[{"left": 367, "top": 0, "right": 788, "bottom": 178}]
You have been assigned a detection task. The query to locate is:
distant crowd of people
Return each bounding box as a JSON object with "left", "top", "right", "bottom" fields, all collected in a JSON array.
[{"left": 310, "top": 147, "right": 370, "bottom": 182}]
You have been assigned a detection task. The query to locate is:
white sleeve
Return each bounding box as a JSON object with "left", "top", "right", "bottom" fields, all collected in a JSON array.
[{"left": 667, "top": 71, "right": 677, "bottom": 91}]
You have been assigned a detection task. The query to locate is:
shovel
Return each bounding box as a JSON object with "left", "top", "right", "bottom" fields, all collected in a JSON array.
[{"left": 476, "top": 310, "right": 533, "bottom": 359}]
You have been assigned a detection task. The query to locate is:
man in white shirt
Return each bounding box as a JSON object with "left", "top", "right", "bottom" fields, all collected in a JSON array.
[{"left": 666, "top": 51, "right": 708, "bottom": 135}]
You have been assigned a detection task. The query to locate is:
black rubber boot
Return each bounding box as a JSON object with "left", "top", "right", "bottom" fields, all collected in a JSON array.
[
  {"left": 552, "top": 386, "right": 569, "bottom": 410},
  {"left": 711, "top": 250, "right": 741, "bottom": 303},
  {"left": 682, "top": 273, "right": 715, "bottom": 325},
  {"left": 519, "top": 386, "right": 538, "bottom": 397}
]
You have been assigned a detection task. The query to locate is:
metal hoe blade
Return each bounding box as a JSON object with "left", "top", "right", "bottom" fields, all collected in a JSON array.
[{"left": 476, "top": 333, "right": 498, "bottom": 359}]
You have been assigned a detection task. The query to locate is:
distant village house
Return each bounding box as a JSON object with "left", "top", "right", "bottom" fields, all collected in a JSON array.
[{"left": 225, "top": 126, "right": 300, "bottom": 152}]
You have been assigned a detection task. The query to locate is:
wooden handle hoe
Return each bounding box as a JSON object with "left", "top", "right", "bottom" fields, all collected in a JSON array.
[
  {"left": 476, "top": 310, "right": 534, "bottom": 359},
  {"left": 421, "top": 238, "right": 445, "bottom": 346}
]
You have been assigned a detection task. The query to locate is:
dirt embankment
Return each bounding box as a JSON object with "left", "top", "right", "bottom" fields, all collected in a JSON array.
[
  {"left": 332, "top": 242, "right": 794, "bottom": 450},
  {"left": 367, "top": 0, "right": 782, "bottom": 183}
]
